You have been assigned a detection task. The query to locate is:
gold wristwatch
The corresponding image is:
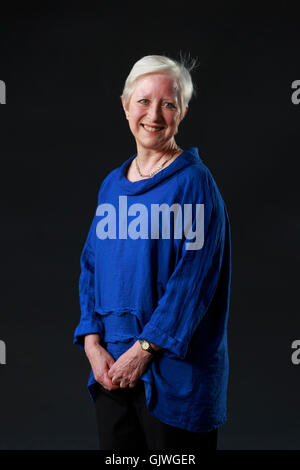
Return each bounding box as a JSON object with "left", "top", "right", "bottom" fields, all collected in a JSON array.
[{"left": 138, "top": 339, "right": 156, "bottom": 355}]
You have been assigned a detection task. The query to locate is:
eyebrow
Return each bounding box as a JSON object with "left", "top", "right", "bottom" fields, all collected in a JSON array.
[{"left": 137, "top": 95, "right": 177, "bottom": 101}]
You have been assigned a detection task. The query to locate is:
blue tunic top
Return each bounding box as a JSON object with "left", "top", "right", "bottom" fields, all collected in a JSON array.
[{"left": 73, "top": 147, "right": 231, "bottom": 433}]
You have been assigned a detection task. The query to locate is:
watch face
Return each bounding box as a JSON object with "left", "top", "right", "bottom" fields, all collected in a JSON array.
[{"left": 142, "top": 340, "right": 150, "bottom": 350}]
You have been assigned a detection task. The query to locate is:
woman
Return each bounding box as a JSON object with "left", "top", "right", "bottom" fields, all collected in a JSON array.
[{"left": 73, "top": 55, "right": 231, "bottom": 451}]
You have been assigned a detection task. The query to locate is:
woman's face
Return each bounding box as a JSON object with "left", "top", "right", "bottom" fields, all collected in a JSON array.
[{"left": 122, "top": 73, "right": 187, "bottom": 153}]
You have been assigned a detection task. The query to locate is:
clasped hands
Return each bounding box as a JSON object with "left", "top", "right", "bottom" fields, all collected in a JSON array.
[{"left": 85, "top": 337, "right": 154, "bottom": 391}]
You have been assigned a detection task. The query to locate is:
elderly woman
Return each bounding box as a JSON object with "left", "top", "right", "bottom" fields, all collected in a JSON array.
[{"left": 73, "top": 55, "right": 231, "bottom": 451}]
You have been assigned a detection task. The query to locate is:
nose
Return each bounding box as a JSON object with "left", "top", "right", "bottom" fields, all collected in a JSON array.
[{"left": 147, "top": 102, "right": 163, "bottom": 123}]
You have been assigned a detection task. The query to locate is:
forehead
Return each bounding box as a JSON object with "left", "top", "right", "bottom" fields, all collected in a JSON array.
[{"left": 133, "top": 73, "right": 178, "bottom": 97}]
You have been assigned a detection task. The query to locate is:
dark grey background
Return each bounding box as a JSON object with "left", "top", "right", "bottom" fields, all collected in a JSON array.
[{"left": 0, "top": 1, "right": 299, "bottom": 449}]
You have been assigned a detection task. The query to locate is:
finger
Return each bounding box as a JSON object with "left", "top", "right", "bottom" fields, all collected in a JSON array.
[
  {"left": 109, "top": 383, "right": 121, "bottom": 390},
  {"left": 103, "top": 378, "right": 120, "bottom": 390},
  {"left": 119, "top": 381, "right": 128, "bottom": 389},
  {"left": 102, "top": 372, "right": 118, "bottom": 388},
  {"left": 111, "top": 377, "right": 120, "bottom": 386}
]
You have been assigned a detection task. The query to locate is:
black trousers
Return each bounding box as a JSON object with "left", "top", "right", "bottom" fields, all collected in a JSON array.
[{"left": 94, "top": 380, "right": 218, "bottom": 451}]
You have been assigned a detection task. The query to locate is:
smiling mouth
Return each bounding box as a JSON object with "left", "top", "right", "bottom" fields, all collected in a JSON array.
[{"left": 141, "top": 124, "right": 164, "bottom": 133}]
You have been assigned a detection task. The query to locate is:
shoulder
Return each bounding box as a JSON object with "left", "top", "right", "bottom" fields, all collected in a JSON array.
[
  {"left": 176, "top": 159, "right": 223, "bottom": 204},
  {"left": 96, "top": 167, "right": 120, "bottom": 200}
]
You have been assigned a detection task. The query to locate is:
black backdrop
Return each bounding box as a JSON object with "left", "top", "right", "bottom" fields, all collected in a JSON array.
[{"left": 1, "top": 2, "right": 299, "bottom": 450}]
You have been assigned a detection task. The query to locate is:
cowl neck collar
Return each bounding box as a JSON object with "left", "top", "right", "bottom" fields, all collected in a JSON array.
[{"left": 115, "top": 147, "right": 202, "bottom": 195}]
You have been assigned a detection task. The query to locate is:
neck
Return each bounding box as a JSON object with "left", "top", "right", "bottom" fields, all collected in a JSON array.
[
  {"left": 134, "top": 142, "right": 182, "bottom": 178},
  {"left": 136, "top": 141, "right": 179, "bottom": 168}
]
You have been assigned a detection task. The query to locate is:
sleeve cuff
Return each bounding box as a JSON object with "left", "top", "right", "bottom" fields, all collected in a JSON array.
[
  {"left": 73, "top": 317, "right": 105, "bottom": 350},
  {"left": 137, "top": 323, "right": 187, "bottom": 360}
]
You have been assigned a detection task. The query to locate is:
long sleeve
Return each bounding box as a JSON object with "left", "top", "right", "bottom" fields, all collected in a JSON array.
[
  {"left": 73, "top": 204, "right": 104, "bottom": 350},
  {"left": 137, "top": 171, "right": 228, "bottom": 360}
]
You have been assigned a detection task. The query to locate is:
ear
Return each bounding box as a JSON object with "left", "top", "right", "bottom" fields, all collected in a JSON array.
[
  {"left": 121, "top": 96, "right": 129, "bottom": 120},
  {"left": 181, "top": 106, "right": 189, "bottom": 122}
]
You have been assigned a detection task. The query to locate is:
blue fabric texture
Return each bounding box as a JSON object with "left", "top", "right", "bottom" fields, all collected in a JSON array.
[{"left": 73, "top": 147, "right": 231, "bottom": 433}]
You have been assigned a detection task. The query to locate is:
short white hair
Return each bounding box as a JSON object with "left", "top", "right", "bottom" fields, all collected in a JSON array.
[{"left": 121, "top": 54, "right": 197, "bottom": 119}]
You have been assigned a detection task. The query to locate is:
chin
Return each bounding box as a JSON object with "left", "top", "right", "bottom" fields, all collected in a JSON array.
[{"left": 137, "top": 137, "right": 163, "bottom": 148}]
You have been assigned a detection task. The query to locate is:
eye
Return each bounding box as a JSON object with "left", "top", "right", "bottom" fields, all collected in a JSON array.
[
  {"left": 163, "top": 102, "right": 176, "bottom": 109},
  {"left": 138, "top": 99, "right": 149, "bottom": 105}
]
